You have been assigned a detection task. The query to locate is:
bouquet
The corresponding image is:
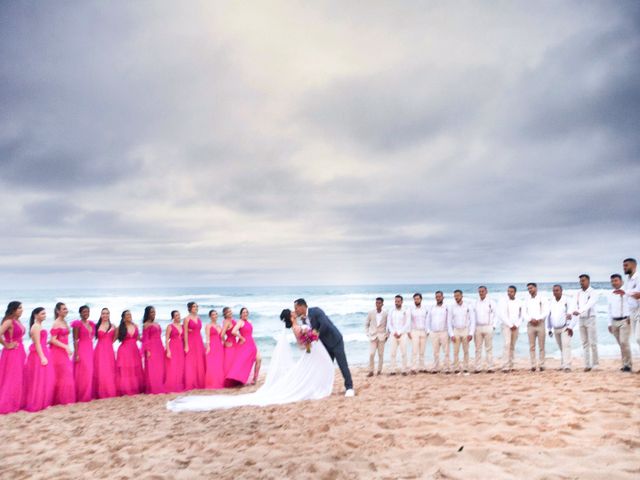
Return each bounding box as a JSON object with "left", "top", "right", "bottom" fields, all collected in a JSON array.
[{"left": 298, "top": 328, "right": 319, "bottom": 354}]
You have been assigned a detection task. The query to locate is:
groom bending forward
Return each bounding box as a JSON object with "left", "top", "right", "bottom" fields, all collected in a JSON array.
[{"left": 294, "top": 298, "right": 355, "bottom": 397}]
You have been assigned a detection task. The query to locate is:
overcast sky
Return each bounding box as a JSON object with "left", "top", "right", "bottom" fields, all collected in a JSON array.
[{"left": 1, "top": 1, "right": 638, "bottom": 289}]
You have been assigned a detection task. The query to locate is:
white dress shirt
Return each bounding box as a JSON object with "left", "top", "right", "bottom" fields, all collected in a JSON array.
[
  {"left": 427, "top": 304, "right": 448, "bottom": 333},
  {"left": 375, "top": 311, "right": 384, "bottom": 327},
  {"left": 547, "top": 295, "right": 577, "bottom": 331},
  {"left": 387, "top": 307, "right": 411, "bottom": 335},
  {"left": 474, "top": 297, "right": 497, "bottom": 327},
  {"left": 575, "top": 287, "right": 598, "bottom": 318},
  {"left": 624, "top": 271, "right": 639, "bottom": 310},
  {"left": 498, "top": 297, "right": 524, "bottom": 328},
  {"left": 448, "top": 301, "right": 476, "bottom": 337},
  {"left": 608, "top": 291, "right": 630, "bottom": 326},
  {"left": 410, "top": 304, "right": 429, "bottom": 332},
  {"left": 524, "top": 294, "right": 549, "bottom": 322}
]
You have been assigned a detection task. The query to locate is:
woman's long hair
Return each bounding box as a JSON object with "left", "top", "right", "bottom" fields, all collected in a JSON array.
[
  {"left": 95, "top": 308, "right": 111, "bottom": 339},
  {"left": 29, "top": 307, "right": 45, "bottom": 329},
  {"left": 280, "top": 309, "right": 292, "bottom": 329},
  {"left": 54, "top": 302, "right": 66, "bottom": 319},
  {"left": 142, "top": 306, "right": 155, "bottom": 324},
  {"left": 2, "top": 301, "right": 22, "bottom": 323},
  {"left": 117, "top": 310, "right": 130, "bottom": 342}
]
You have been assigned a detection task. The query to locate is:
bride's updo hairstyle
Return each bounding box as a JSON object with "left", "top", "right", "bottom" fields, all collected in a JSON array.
[{"left": 280, "top": 309, "right": 292, "bottom": 329}]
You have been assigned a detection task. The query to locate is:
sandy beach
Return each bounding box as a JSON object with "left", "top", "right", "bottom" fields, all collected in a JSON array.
[{"left": 1, "top": 358, "right": 638, "bottom": 480}]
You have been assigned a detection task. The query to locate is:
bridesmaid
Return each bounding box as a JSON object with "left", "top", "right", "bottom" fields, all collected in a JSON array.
[
  {"left": 221, "top": 306, "right": 238, "bottom": 387},
  {"left": 93, "top": 308, "right": 117, "bottom": 399},
  {"left": 50, "top": 302, "right": 76, "bottom": 405},
  {"left": 183, "top": 302, "right": 205, "bottom": 390},
  {"left": 71, "top": 305, "right": 95, "bottom": 402},
  {"left": 164, "top": 310, "right": 185, "bottom": 393},
  {"left": 0, "top": 301, "right": 27, "bottom": 414},
  {"left": 225, "top": 307, "right": 259, "bottom": 386},
  {"left": 23, "top": 307, "right": 54, "bottom": 412},
  {"left": 204, "top": 309, "right": 225, "bottom": 389},
  {"left": 141, "top": 306, "right": 165, "bottom": 394},
  {"left": 116, "top": 310, "right": 144, "bottom": 396}
]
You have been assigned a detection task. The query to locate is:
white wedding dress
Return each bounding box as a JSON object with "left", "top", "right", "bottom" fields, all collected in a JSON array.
[{"left": 166, "top": 329, "right": 335, "bottom": 412}]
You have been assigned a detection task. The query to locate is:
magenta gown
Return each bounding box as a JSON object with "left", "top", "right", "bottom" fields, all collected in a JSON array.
[
  {"left": 164, "top": 324, "right": 185, "bottom": 393},
  {"left": 71, "top": 320, "right": 95, "bottom": 402},
  {"left": 93, "top": 327, "right": 117, "bottom": 399},
  {"left": 142, "top": 323, "right": 165, "bottom": 394},
  {"left": 222, "top": 319, "right": 238, "bottom": 387},
  {"left": 50, "top": 327, "right": 76, "bottom": 405},
  {"left": 23, "top": 329, "right": 54, "bottom": 412},
  {"left": 116, "top": 326, "right": 144, "bottom": 396},
  {"left": 225, "top": 320, "right": 257, "bottom": 386},
  {"left": 204, "top": 325, "right": 225, "bottom": 389},
  {"left": 184, "top": 317, "right": 205, "bottom": 390},
  {"left": 0, "top": 320, "right": 27, "bottom": 414}
]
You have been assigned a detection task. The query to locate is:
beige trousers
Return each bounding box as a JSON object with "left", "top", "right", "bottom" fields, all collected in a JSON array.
[
  {"left": 610, "top": 319, "right": 632, "bottom": 369},
  {"left": 451, "top": 327, "right": 470, "bottom": 371},
  {"left": 431, "top": 331, "right": 450, "bottom": 372},
  {"left": 527, "top": 321, "right": 546, "bottom": 369},
  {"left": 501, "top": 326, "right": 519, "bottom": 370},
  {"left": 631, "top": 308, "right": 640, "bottom": 348},
  {"left": 474, "top": 325, "right": 493, "bottom": 371},
  {"left": 369, "top": 337, "right": 386, "bottom": 373},
  {"left": 411, "top": 329, "right": 427, "bottom": 371},
  {"left": 389, "top": 333, "right": 408, "bottom": 373},
  {"left": 579, "top": 316, "right": 599, "bottom": 368},
  {"left": 553, "top": 327, "right": 572, "bottom": 369}
]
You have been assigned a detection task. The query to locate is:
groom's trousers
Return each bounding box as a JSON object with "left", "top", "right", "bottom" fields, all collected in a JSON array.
[{"left": 327, "top": 339, "right": 353, "bottom": 390}]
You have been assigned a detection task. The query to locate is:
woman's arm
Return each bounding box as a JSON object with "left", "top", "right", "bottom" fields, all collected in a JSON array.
[
  {"left": 183, "top": 317, "right": 189, "bottom": 352},
  {"left": 0, "top": 320, "right": 14, "bottom": 348},
  {"left": 72, "top": 324, "right": 80, "bottom": 362},
  {"left": 204, "top": 324, "right": 211, "bottom": 354},
  {"left": 165, "top": 325, "right": 172, "bottom": 358}
]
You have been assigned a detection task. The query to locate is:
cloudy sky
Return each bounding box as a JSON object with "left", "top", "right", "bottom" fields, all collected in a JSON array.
[{"left": 1, "top": 1, "right": 638, "bottom": 289}]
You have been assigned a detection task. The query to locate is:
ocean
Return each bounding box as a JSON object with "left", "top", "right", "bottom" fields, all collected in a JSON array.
[{"left": 2, "top": 283, "right": 635, "bottom": 367}]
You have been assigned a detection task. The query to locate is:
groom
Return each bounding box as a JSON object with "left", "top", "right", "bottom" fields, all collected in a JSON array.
[{"left": 294, "top": 298, "right": 355, "bottom": 397}]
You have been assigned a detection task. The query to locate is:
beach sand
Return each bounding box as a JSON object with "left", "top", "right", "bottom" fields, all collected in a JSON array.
[{"left": 1, "top": 358, "right": 638, "bottom": 479}]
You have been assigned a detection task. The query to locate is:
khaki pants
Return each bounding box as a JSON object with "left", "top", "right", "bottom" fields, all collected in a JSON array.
[
  {"left": 579, "top": 316, "right": 598, "bottom": 368},
  {"left": 369, "top": 337, "right": 386, "bottom": 373},
  {"left": 610, "top": 319, "right": 632, "bottom": 369},
  {"left": 474, "top": 325, "right": 494, "bottom": 371},
  {"left": 431, "top": 331, "right": 450, "bottom": 372},
  {"left": 389, "top": 333, "right": 408, "bottom": 373},
  {"left": 501, "top": 326, "right": 518, "bottom": 370},
  {"left": 451, "top": 327, "right": 470, "bottom": 371},
  {"left": 631, "top": 308, "right": 640, "bottom": 348},
  {"left": 411, "top": 329, "right": 427, "bottom": 371},
  {"left": 554, "top": 327, "right": 572, "bottom": 369},
  {"left": 527, "top": 321, "right": 546, "bottom": 369}
]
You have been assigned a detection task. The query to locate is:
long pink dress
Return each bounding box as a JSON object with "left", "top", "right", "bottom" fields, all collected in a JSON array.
[
  {"left": 222, "top": 319, "right": 238, "bottom": 387},
  {"left": 0, "top": 320, "right": 27, "bottom": 414},
  {"left": 184, "top": 317, "right": 205, "bottom": 390},
  {"left": 225, "top": 320, "right": 257, "bottom": 386},
  {"left": 50, "top": 327, "right": 76, "bottom": 405},
  {"left": 142, "top": 323, "right": 165, "bottom": 394},
  {"left": 23, "top": 329, "right": 54, "bottom": 412},
  {"left": 93, "top": 327, "right": 117, "bottom": 399},
  {"left": 204, "top": 325, "right": 225, "bottom": 389},
  {"left": 71, "top": 320, "right": 95, "bottom": 402},
  {"left": 116, "top": 326, "right": 144, "bottom": 396},
  {"left": 164, "top": 324, "right": 185, "bottom": 393}
]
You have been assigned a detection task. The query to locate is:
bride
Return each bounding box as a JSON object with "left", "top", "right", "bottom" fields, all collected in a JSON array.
[{"left": 166, "top": 309, "right": 335, "bottom": 412}]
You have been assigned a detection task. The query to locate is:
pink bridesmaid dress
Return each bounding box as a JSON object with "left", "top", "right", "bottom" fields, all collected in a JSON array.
[
  {"left": 164, "top": 324, "right": 185, "bottom": 393},
  {"left": 0, "top": 320, "right": 27, "bottom": 414},
  {"left": 142, "top": 323, "right": 165, "bottom": 394},
  {"left": 93, "top": 327, "right": 117, "bottom": 399},
  {"left": 116, "top": 326, "right": 144, "bottom": 396},
  {"left": 204, "top": 326, "right": 225, "bottom": 389},
  {"left": 224, "top": 320, "right": 257, "bottom": 386},
  {"left": 184, "top": 317, "right": 206, "bottom": 390},
  {"left": 50, "top": 327, "right": 76, "bottom": 405},
  {"left": 23, "top": 329, "right": 54, "bottom": 412},
  {"left": 71, "top": 320, "right": 95, "bottom": 402}
]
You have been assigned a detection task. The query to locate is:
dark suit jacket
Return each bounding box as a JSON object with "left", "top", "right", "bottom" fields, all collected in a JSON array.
[{"left": 307, "top": 306, "right": 343, "bottom": 350}]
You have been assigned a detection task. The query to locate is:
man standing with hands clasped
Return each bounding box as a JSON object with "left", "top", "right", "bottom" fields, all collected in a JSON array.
[
  {"left": 365, "top": 297, "right": 388, "bottom": 376},
  {"left": 525, "top": 283, "right": 549, "bottom": 372},
  {"left": 547, "top": 284, "right": 576, "bottom": 371},
  {"left": 608, "top": 274, "right": 632, "bottom": 372},
  {"left": 573, "top": 274, "right": 599, "bottom": 372},
  {"left": 387, "top": 295, "right": 411, "bottom": 375}
]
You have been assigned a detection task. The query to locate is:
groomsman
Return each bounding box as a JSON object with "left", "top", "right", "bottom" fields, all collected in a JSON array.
[
  {"left": 365, "top": 297, "right": 388, "bottom": 376},
  {"left": 621, "top": 258, "right": 640, "bottom": 351},
  {"left": 410, "top": 293, "right": 429, "bottom": 373},
  {"left": 387, "top": 295, "right": 411, "bottom": 375},
  {"left": 546, "top": 285, "right": 576, "bottom": 371},
  {"left": 427, "top": 291, "right": 450, "bottom": 373},
  {"left": 572, "top": 274, "right": 599, "bottom": 371},
  {"left": 608, "top": 274, "right": 632, "bottom": 372},
  {"left": 448, "top": 290, "right": 475, "bottom": 373},
  {"left": 499, "top": 285, "right": 523, "bottom": 372},
  {"left": 525, "top": 283, "right": 549, "bottom": 372},
  {"left": 474, "top": 286, "right": 497, "bottom": 373}
]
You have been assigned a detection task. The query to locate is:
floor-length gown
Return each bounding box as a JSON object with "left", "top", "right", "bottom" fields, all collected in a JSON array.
[
  {"left": 71, "top": 320, "right": 95, "bottom": 402},
  {"left": 93, "top": 327, "right": 117, "bottom": 399},
  {"left": 164, "top": 324, "right": 185, "bottom": 393},
  {"left": 23, "top": 329, "right": 54, "bottom": 412},
  {"left": 116, "top": 326, "right": 144, "bottom": 396},
  {"left": 184, "top": 317, "right": 205, "bottom": 390},
  {"left": 0, "top": 320, "right": 27, "bottom": 414},
  {"left": 224, "top": 320, "right": 257, "bottom": 386},
  {"left": 222, "top": 319, "right": 238, "bottom": 387},
  {"left": 142, "top": 323, "right": 165, "bottom": 394},
  {"left": 204, "top": 326, "right": 225, "bottom": 389},
  {"left": 50, "top": 327, "right": 76, "bottom": 405}
]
